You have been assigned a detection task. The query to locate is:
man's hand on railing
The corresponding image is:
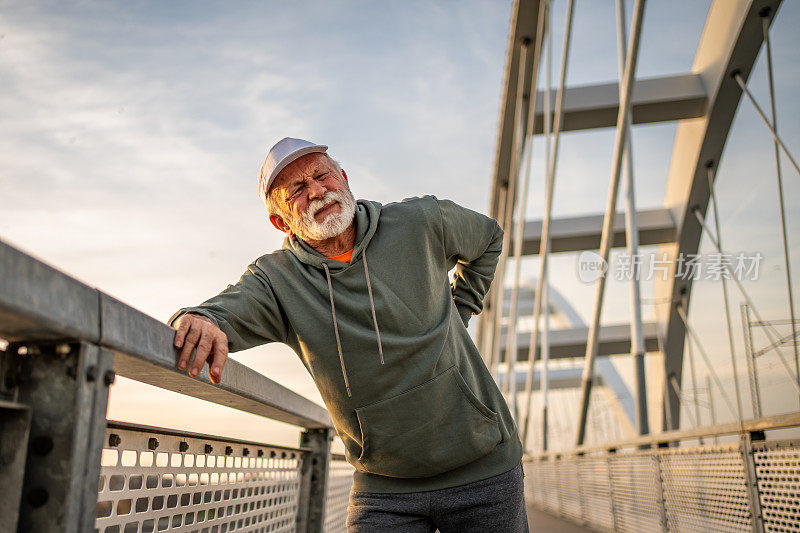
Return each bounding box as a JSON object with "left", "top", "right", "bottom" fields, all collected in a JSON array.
[{"left": 172, "top": 313, "right": 228, "bottom": 384}]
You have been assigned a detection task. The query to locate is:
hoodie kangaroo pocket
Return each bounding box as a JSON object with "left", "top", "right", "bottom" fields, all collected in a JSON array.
[{"left": 354, "top": 365, "right": 502, "bottom": 478}]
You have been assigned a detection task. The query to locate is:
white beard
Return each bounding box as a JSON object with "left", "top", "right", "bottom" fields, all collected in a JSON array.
[{"left": 287, "top": 188, "right": 357, "bottom": 242}]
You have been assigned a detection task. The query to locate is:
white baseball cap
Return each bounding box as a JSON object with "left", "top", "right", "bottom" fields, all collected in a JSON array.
[{"left": 258, "top": 137, "right": 328, "bottom": 202}]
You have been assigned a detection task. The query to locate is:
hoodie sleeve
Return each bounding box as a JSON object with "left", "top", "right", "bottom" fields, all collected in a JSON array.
[
  {"left": 167, "top": 263, "right": 290, "bottom": 352},
  {"left": 435, "top": 198, "right": 504, "bottom": 327}
]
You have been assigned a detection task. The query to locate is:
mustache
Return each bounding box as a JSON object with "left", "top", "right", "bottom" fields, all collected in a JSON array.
[
  {"left": 288, "top": 186, "right": 356, "bottom": 241},
  {"left": 308, "top": 191, "right": 345, "bottom": 216}
]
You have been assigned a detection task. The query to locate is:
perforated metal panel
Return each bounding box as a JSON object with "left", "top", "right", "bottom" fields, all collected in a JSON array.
[
  {"left": 753, "top": 441, "right": 800, "bottom": 533},
  {"left": 526, "top": 454, "right": 615, "bottom": 532},
  {"left": 95, "top": 425, "right": 305, "bottom": 533},
  {"left": 577, "top": 454, "right": 614, "bottom": 531},
  {"left": 540, "top": 458, "right": 560, "bottom": 512},
  {"left": 324, "top": 458, "right": 354, "bottom": 533},
  {"left": 608, "top": 452, "right": 663, "bottom": 533},
  {"left": 659, "top": 444, "right": 751, "bottom": 532},
  {"left": 524, "top": 457, "right": 560, "bottom": 513},
  {"left": 522, "top": 460, "right": 540, "bottom": 506},
  {"left": 556, "top": 457, "right": 582, "bottom": 521},
  {"left": 525, "top": 435, "right": 800, "bottom": 532}
]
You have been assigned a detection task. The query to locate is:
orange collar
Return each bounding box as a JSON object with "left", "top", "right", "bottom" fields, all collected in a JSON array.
[{"left": 326, "top": 248, "right": 354, "bottom": 263}]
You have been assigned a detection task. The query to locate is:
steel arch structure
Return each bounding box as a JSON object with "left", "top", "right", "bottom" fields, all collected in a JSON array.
[
  {"left": 478, "top": 0, "right": 786, "bottom": 446},
  {"left": 656, "top": 0, "right": 782, "bottom": 431}
]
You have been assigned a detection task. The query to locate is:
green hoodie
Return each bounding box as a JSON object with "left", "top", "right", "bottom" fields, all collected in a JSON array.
[{"left": 169, "top": 196, "right": 523, "bottom": 493}]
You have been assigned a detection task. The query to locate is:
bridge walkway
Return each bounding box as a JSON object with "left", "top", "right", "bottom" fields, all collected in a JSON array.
[{"left": 527, "top": 504, "right": 598, "bottom": 532}]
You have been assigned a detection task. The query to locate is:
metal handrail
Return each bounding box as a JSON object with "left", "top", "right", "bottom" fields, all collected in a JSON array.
[
  {"left": 523, "top": 410, "right": 800, "bottom": 459},
  {"left": 0, "top": 237, "right": 332, "bottom": 429},
  {"left": 105, "top": 420, "right": 313, "bottom": 454}
]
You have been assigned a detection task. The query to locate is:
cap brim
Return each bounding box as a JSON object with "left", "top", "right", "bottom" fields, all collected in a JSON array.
[{"left": 266, "top": 144, "right": 328, "bottom": 192}]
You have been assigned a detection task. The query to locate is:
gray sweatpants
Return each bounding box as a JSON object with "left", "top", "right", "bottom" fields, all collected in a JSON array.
[{"left": 346, "top": 462, "right": 529, "bottom": 532}]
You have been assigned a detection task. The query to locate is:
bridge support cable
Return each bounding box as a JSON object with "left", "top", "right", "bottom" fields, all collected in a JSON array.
[
  {"left": 538, "top": 2, "right": 553, "bottom": 452},
  {"left": 732, "top": 72, "right": 800, "bottom": 180},
  {"left": 521, "top": 0, "right": 575, "bottom": 448},
  {"left": 683, "top": 293, "right": 704, "bottom": 434},
  {"left": 488, "top": 42, "right": 531, "bottom": 378},
  {"left": 492, "top": 42, "right": 528, "bottom": 378},
  {"left": 741, "top": 303, "right": 764, "bottom": 418},
  {"left": 575, "top": 0, "right": 646, "bottom": 447},
  {"left": 706, "top": 375, "right": 719, "bottom": 444},
  {"left": 676, "top": 305, "right": 739, "bottom": 420},
  {"left": 662, "top": 370, "right": 674, "bottom": 436},
  {"left": 706, "top": 165, "right": 744, "bottom": 422},
  {"left": 540, "top": 284, "right": 551, "bottom": 450},
  {"left": 485, "top": 183, "right": 507, "bottom": 375},
  {"left": 669, "top": 374, "right": 698, "bottom": 430},
  {"left": 616, "top": 0, "right": 649, "bottom": 437},
  {"left": 761, "top": 8, "right": 799, "bottom": 403},
  {"left": 692, "top": 208, "right": 800, "bottom": 395},
  {"left": 505, "top": 2, "right": 548, "bottom": 421},
  {"left": 492, "top": 39, "right": 530, "bottom": 389}
]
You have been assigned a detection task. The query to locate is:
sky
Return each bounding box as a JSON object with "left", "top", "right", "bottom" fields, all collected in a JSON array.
[{"left": 1, "top": 1, "right": 798, "bottom": 452}]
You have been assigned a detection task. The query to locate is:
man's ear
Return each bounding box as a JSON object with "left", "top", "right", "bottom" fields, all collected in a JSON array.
[
  {"left": 341, "top": 168, "right": 348, "bottom": 184},
  {"left": 269, "top": 214, "right": 291, "bottom": 234}
]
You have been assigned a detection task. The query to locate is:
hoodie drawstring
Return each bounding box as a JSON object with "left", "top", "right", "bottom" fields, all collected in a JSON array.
[
  {"left": 362, "top": 253, "right": 385, "bottom": 365},
  {"left": 322, "top": 262, "right": 351, "bottom": 398},
  {"left": 322, "top": 253, "right": 386, "bottom": 398}
]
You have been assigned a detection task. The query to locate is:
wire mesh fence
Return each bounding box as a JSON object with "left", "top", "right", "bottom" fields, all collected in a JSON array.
[{"left": 524, "top": 437, "right": 800, "bottom": 532}]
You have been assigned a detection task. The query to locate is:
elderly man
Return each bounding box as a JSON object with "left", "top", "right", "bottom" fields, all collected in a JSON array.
[{"left": 169, "top": 137, "right": 528, "bottom": 532}]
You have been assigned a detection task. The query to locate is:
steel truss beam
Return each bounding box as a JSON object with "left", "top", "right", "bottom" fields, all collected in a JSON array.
[
  {"left": 499, "top": 321, "right": 661, "bottom": 362},
  {"left": 500, "top": 366, "right": 606, "bottom": 390},
  {"left": 531, "top": 73, "right": 707, "bottom": 134},
  {"left": 513, "top": 207, "right": 676, "bottom": 255}
]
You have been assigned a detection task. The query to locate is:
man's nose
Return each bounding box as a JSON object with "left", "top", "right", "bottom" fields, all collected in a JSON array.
[{"left": 307, "top": 179, "right": 326, "bottom": 200}]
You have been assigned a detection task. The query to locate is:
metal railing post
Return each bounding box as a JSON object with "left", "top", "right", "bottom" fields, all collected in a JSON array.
[
  {"left": 575, "top": 452, "right": 586, "bottom": 525},
  {"left": 553, "top": 453, "right": 563, "bottom": 514},
  {"left": 296, "top": 427, "right": 333, "bottom": 532},
  {"left": 574, "top": 454, "right": 584, "bottom": 524},
  {"left": 6, "top": 341, "right": 114, "bottom": 532},
  {"left": 741, "top": 430, "right": 766, "bottom": 533},
  {"left": 654, "top": 444, "right": 669, "bottom": 532},
  {"left": 0, "top": 395, "right": 31, "bottom": 532},
  {"left": 606, "top": 447, "right": 620, "bottom": 533}
]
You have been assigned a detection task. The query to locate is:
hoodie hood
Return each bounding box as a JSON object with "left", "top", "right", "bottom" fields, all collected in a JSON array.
[{"left": 282, "top": 199, "right": 382, "bottom": 270}]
